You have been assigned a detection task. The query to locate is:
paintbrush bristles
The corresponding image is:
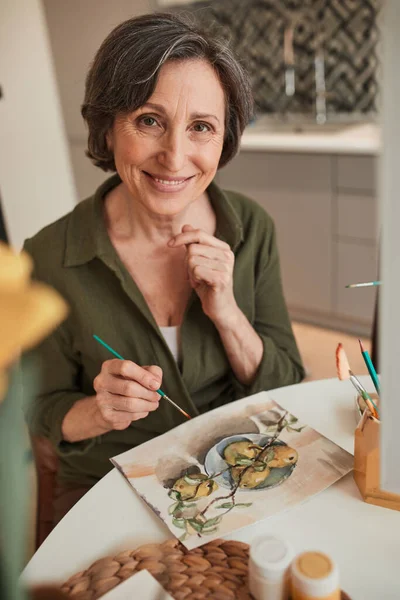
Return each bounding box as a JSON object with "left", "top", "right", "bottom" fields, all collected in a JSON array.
[
  {"left": 163, "top": 394, "right": 191, "bottom": 420},
  {"left": 336, "top": 343, "right": 351, "bottom": 380}
]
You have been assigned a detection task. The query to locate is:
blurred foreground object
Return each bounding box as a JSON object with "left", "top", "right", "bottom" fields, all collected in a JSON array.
[
  {"left": 0, "top": 241, "right": 67, "bottom": 599},
  {"left": 0, "top": 242, "right": 67, "bottom": 382}
]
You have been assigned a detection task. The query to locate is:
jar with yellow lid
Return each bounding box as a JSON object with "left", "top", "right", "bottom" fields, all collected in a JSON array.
[{"left": 290, "top": 551, "right": 340, "bottom": 600}]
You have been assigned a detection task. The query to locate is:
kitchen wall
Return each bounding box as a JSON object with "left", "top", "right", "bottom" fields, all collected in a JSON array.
[
  {"left": 0, "top": 0, "right": 77, "bottom": 249},
  {"left": 43, "top": 0, "right": 157, "bottom": 200},
  {"left": 183, "top": 0, "right": 380, "bottom": 116}
]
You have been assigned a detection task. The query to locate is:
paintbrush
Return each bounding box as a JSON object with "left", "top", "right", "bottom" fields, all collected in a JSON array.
[
  {"left": 348, "top": 370, "right": 380, "bottom": 420},
  {"left": 358, "top": 339, "right": 380, "bottom": 396},
  {"left": 335, "top": 343, "right": 379, "bottom": 419},
  {"left": 345, "top": 281, "right": 382, "bottom": 288},
  {"left": 93, "top": 334, "right": 191, "bottom": 420}
]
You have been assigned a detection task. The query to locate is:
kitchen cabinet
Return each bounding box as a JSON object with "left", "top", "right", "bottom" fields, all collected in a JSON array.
[
  {"left": 216, "top": 152, "right": 378, "bottom": 336},
  {"left": 333, "top": 156, "right": 378, "bottom": 332}
]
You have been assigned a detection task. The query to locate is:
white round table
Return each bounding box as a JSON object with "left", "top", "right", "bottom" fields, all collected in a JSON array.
[{"left": 22, "top": 377, "right": 399, "bottom": 599}]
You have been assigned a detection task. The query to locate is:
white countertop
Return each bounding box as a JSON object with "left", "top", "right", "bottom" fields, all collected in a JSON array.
[
  {"left": 240, "top": 123, "right": 381, "bottom": 155},
  {"left": 23, "top": 377, "right": 400, "bottom": 600}
]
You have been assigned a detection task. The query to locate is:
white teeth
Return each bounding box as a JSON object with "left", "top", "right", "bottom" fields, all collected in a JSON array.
[{"left": 153, "top": 177, "right": 185, "bottom": 186}]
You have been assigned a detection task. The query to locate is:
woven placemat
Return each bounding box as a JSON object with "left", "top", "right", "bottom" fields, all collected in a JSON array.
[{"left": 60, "top": 538, "right": 351, "bottom": 600}]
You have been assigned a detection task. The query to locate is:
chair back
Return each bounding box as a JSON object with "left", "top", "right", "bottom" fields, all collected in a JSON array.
[{"left": 30, "top": 435, "right": 58, "bottom": 548}]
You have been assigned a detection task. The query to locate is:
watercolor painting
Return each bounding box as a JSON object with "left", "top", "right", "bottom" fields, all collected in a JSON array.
[{"left": 111, "top": 395, "right": 353, "bottom": 550}]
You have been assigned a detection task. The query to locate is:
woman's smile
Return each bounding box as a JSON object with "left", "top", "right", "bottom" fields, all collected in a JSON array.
[{"left": 143, "top": 171, "right": 196, "bottom": 193}]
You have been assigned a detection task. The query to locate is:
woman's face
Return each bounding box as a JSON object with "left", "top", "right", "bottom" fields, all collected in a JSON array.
[{"left": 108, "top": 59, "right": 226, "bottom": 217}]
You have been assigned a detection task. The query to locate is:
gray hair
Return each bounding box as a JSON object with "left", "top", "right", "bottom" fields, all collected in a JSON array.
[{"left": 81, "top": 12, "right": 253, "bottom": 171}]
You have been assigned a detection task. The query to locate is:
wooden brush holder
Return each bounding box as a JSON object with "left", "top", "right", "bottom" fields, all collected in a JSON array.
[{"left": 354, "top": 408, "right": 400, "bottom": 511}]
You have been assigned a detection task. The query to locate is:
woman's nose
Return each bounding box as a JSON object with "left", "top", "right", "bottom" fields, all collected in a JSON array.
[{"left": 158, "top": 130, "right": 187, "bottom": 172}]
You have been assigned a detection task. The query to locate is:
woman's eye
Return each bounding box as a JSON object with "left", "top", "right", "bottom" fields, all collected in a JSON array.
[
  {"left": 139, "top": 116, "right": 158, "bottom": 127},
  {"left": 193, "top": 122, "right": 211, "bottom": 133}
]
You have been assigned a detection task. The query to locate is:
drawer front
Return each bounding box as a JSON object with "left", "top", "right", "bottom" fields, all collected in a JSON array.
[
  {"left": 337, "top": 193, "right": 378, "bottom": 242},
  {"left": 336, "top": 156, "right": 376, "bottom": 193},
  {"left": 218, "top": 152, "right": 331, "bottom": 193}
]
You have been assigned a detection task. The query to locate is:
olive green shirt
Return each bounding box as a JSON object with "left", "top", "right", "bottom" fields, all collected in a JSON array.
[{"left": 23, "top": 175, "right": 304, "bottom": 486}]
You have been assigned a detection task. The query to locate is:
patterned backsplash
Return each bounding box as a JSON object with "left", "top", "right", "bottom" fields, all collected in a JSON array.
[{"left": 179, "top": 0, "right": 380, "bottom": 117}]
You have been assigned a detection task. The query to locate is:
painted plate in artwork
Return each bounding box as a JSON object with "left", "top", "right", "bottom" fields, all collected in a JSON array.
[{"left": 204, "top": 433, "right": 297, "bottom": 491}]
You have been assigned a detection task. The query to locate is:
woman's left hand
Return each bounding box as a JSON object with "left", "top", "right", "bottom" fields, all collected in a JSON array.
[{"left": 168, "top": 224, "right": 238, "bottom": 327}]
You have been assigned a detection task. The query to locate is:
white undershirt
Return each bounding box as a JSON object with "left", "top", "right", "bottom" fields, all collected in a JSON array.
[{"left": 159, "top": 325, "right": 180, "bottom": 362}]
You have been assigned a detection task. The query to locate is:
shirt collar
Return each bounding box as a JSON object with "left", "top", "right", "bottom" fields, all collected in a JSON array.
[
  {"left": 64, "top": 174, "right": 244, "bottom": 268},
  {"left": 208, "top": 180, "right": 244, "bottom": 251},
  {"left": 64, "top": 174, "right": 121, "bottom": 267}
]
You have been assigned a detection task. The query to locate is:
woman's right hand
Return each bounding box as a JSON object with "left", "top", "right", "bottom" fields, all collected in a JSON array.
[{"left": 93, "top": 359, "right": 162, "bottom": 430}]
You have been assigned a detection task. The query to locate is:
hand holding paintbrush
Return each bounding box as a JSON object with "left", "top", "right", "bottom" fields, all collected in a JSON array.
[
  {"left": 336, "top": 343, "right": 380, "bottom": 420},
  {"left": 93, "top": 335, "right": 191, "bottom": 421}
]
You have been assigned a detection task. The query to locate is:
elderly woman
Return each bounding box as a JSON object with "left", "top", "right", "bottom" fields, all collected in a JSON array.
[{"left": 23, "top": 13, "right": 304, "bottom": 522}]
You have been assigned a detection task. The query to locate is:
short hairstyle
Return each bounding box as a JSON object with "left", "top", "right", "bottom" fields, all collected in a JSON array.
[{"left": 81, "top": 12, "right": 253, "bottom": 171}]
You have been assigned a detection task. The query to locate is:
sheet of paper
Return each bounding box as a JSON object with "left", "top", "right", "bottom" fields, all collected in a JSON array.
[
  {"left": 102, "top": 569, "right": 174, "bottom": 600},
  {"left": 112, "top": 396, "right": 353, "bottom": 550}
]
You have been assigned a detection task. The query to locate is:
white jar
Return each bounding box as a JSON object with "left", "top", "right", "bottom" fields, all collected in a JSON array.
[
  {"left": 290, "top": 551, "right": 340, "bottom": 600},
  {"left": 249, "top": 535, "right": 294, "bottom": 600}
]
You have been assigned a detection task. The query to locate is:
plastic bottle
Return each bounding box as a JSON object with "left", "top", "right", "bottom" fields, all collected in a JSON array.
[
  {"left": 290, "top": 551, "right": 340, "bottom": 600},
  {"left": 248, "top": 535, "right": 294, "bottom": 600}
]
